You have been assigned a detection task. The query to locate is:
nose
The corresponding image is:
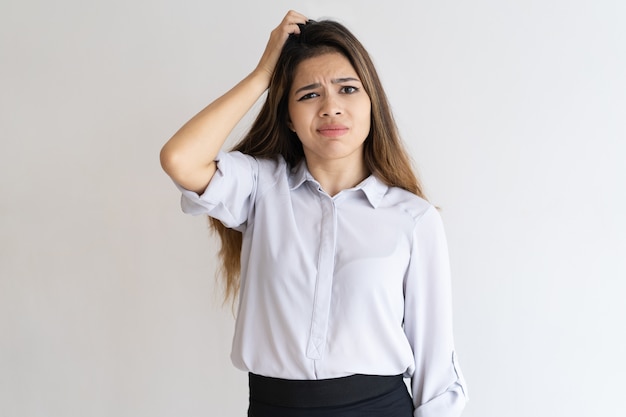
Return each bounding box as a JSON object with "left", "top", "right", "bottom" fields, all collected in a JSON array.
[{"left": 319, "top": 94, "right": 342, "bottom": 117}]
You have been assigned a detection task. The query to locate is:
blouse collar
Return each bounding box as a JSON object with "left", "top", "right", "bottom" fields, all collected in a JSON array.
[{"left": 289, "top": 160, "right": 388, "bottom": 208}]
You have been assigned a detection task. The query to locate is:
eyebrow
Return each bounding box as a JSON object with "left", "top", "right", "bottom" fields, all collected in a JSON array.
[{"left": 294, "top": 77, "right": 361, "bottom": 95}]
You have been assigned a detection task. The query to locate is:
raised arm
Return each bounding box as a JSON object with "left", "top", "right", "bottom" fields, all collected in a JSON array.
[{"left": 160, "top": 10, "right": 308, "bottom": 194}]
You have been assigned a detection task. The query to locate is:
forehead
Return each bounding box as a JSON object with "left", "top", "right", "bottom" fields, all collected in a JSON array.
[{"left": 292, "top": 52, "right": 359, "bottom": 83}]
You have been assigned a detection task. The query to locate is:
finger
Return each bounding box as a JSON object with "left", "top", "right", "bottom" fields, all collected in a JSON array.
[
  {"left": 285, "top": 10, "right": 308, "bottom": 22},
  {"left": 282, "top": 10, "right": 308, "bottom": 32}
]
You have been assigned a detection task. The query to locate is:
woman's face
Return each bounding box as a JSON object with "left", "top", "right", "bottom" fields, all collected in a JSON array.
[{"left": 288, "top": 52, "right": 371, "bottom": 167}]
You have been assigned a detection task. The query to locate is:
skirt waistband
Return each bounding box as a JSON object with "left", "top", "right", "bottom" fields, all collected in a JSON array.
[{"left": 248, "top": 373, "right": 404, "bottom": 408}]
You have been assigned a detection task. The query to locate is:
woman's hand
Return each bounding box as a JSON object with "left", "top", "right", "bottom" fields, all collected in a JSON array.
[{"left": 254, "top": 10, "right": 308, "bottom": 81}]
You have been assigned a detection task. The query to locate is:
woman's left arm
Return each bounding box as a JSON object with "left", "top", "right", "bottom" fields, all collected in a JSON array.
[{"left": 403, "top": 206, "right": 468, "bottom": 417}]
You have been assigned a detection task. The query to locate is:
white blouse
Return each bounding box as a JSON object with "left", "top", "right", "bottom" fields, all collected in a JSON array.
[{"left": 176, "top": 151, "right": 468, "bottom": 416}]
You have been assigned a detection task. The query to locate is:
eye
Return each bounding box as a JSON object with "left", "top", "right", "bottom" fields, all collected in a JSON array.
[
  {"left": 340, "top": 86, "right": 359, "bottom": 94},
  {"left": 297, "top": 92, "right": 319, "bottom": 101}
]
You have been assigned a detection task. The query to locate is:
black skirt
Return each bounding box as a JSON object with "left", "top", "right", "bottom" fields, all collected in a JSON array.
[{"left": 248, "top": 373, "right": 414, "bottom": 417}]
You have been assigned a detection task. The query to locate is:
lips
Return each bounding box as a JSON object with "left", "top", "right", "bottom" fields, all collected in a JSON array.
[{"left": 317, "top": 124, "right": 349, "bottom": 138}]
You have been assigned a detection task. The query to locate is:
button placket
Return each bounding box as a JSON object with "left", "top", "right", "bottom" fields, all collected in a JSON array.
[{"left": 306, "top": 193, "right": 337, "bottom": 360}]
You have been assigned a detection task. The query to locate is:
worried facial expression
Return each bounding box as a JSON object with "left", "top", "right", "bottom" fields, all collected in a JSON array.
[{"left": 288, "top": 52, "right": 372, "bottom": 167}]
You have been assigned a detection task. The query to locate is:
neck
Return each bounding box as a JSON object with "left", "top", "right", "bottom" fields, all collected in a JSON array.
[{"left": 305, "top": 156, "right": 369, "bottom": 197}]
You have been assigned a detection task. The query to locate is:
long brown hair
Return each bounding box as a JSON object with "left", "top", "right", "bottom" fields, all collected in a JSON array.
[{"left": 211, "top": 20, "right": 425, "bottom": 302}]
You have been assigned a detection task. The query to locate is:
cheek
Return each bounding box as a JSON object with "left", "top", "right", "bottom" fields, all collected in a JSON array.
[
  {"left": 288, "top": 107, "right": 311, "bottom": 131},
  {"left": 357, "top": 95, "right": 372, "bottom": 117},
  {"left": 359, "top": 102, "right": 372, "bottom": 126},
  {"left": 287, "top": 106, "right": 298, "bottom": 130},
  {"left": 287, "top": 104, "right": 297, "bottom": 122}
]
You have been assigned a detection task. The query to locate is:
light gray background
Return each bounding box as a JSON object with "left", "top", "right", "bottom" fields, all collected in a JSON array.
[{"left": 1, "top": 1, "right": 625, "bottom": 416}]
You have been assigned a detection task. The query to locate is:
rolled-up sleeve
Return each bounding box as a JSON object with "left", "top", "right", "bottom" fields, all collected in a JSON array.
[
  {"left": 174, "top": 151, "right": 257, "bottom": 229},
  {"left": 403, "top": 206, "right": 468, "bottom": 417}
]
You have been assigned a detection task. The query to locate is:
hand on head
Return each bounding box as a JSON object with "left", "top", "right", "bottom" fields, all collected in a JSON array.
[{"left": 255, "top": 10, "right": 309, "bottom": 81}]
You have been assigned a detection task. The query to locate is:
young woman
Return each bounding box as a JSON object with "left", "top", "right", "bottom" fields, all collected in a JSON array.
[{"left": 161, "top": 10, "right": 468, "bottom": 417}]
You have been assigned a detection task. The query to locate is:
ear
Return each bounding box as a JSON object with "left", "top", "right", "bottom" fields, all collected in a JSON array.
[{"left": 287, "top": 120, "right": 295, "bottom": 132}]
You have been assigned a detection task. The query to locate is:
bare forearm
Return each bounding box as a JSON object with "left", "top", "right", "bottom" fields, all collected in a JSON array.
[{"left": 160, "top": 70, "right": 270, "bottom": 193}]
